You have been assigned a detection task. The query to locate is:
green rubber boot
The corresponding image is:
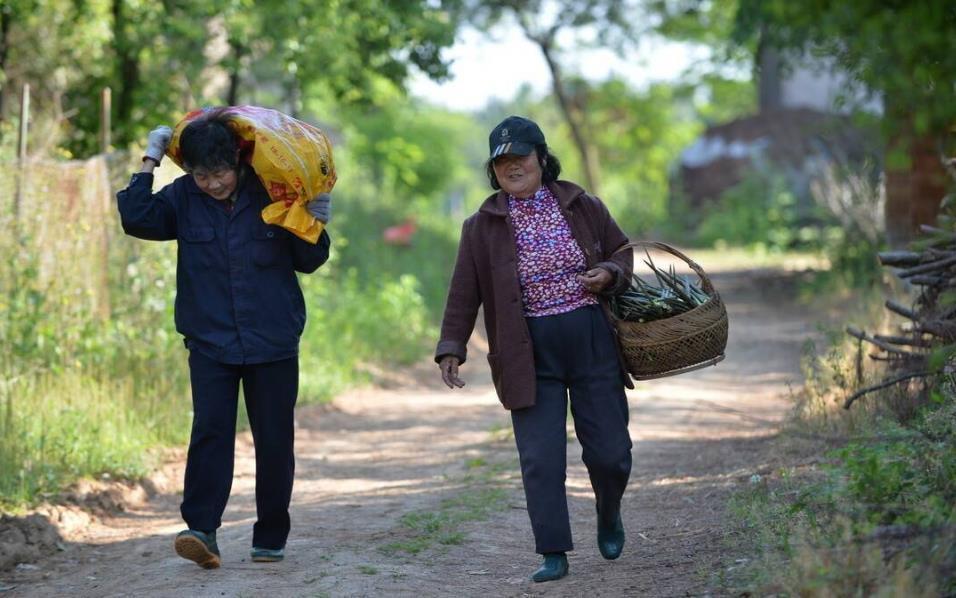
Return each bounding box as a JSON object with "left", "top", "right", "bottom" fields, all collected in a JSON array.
[
  {"left": 597, "top": 511, "right": 625, "bottom": 560},
  {"left": 250, "top": 546, "right": 285, "bottom": 562},
  {"left": 531, "top": 552, "right": 569, "bottom": 582}
]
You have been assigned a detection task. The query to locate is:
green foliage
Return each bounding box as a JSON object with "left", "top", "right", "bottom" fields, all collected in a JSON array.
[
  {"left": 464, "top": 0, "right": 640, "bottom": 51},
  {"left": 329, "top": 176, "right": 465, "bottom": 317},
  {"left": 693, "top": 170, "right": 802, "bottom": 251},
  {"left": 682, "top": 74, "right": 756, "bottom": 125},
  {"left": 0, "top": 148, "right": 447, "bottom": 507},
  {"left": 821, "top": 235, "right": 882, "bottom": 291},
  {"left": 733, "top": 0, "right": 956, "bottom": 137},
  {"left": 299, "top": 267, "right": 436, "bottom": 403},
  {"left": 650, "top": 0, "right": 742, "bottom": 50},
  {"left": 0, "top": 370, "right": 191, "bottom": 508},
  {"left": 2, "top": 0, "right": 462, "bottom": 157},
  {"left": 335, "top": 90, "right": 485, "bottom": 208},
  {"left": 0, "top": 158, "right": 191, "bottom": 508},
  {"left": 727, "top": 370, "right": 956, "bottom": 595},
  {"left": 243, "top": 0, "right": 460, "bottom": 105},
  {"left": 685, "top": 167, "right": 883, "bottom": 290},
  {"left": 303, "top": 88, "right": 484, "bottom": 325},
  {"left": 588, "top": 80, "right": 702, "bottom": 235}
]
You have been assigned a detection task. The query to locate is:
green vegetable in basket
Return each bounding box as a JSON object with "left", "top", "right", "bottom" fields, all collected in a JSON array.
[{"left": 609, "top": 250, "right": 711, "bottom": 323}]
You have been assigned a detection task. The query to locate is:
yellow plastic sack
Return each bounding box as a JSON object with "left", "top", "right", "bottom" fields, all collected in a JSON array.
[{"left": 166, "top": 106, "right": 336, "bottom": 244}]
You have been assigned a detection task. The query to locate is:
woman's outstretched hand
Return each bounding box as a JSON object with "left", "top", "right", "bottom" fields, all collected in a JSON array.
[
  {"left": 439, "top": 355, "right": 465, "bottom": 389},
  {"left": 577, "top": 267, "right": 612, "bottom": 293}
]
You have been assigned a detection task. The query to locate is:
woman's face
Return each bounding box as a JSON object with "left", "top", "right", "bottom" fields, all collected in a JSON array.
[
  {"left": 493, "top": 152, "right": 543, "bottom": 199},
  {"left": 192, "top": 167, "right": 239, "bottom": 201}
]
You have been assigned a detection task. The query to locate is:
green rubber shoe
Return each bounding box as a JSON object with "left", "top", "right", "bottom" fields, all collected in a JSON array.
[
  {"left": 598, "top": 511, "right": 625, "bottom": 560},
  {"left": 531, "top": 552, "right": 568, "bottom": 582},
  {"left": 174, "top": 529, "right": 221, "bottom": 569},
  {"left": 250, "top": 546, "right": 285, "bottom": 562}
]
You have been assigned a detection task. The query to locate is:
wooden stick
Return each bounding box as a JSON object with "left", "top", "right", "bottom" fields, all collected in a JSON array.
[
  {"left": 873, "top": 334, "right": 932, "bottom": 348},
  {"left": 926, "top": 248, "right": 956, "bottom": 259},
  {"left": 855, "top": 337, "right": 863, "bottom": 384},
  {"left": 17, "top": 83, "right": 29, "bottom": 161},
  {"left": 99, "top": 87, "right": 111, "bottom": 153},
  {"left": 844, "top": 371, "right": 935, "bottom": 409},
  {"left": 920, "top": 224, "right": 951, "bottom": 236},
  {"left": 846, "top": 326, "right": 922, "bottom": 357},
  {"left": 909, "top": 275, "right": 945, "bottom": 286},
  {"left": 919, "top": 320, "right": 956, "bottom": 339},
  {"left": 898, "top": 255, "right": 956, "bottom": 278},
  {"left": 885, "top": 300, "right": 917, "bottom": 319},
  {"left": 14, "top": 83, "right": 29, "bottom": 224},
  {"left": 877, "top": 251, "right": 922, "bottom": 267}
]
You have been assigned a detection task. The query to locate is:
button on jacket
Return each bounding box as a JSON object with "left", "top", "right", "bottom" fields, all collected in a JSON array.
[
  {"left": 117, "top": 170, "right": 330, "bottom": 364},
  {"left": 435, "top": 180, "right": 634, "bottom": 410}
]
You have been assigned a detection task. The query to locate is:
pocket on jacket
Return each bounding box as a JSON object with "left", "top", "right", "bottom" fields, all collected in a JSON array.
[
  {"left": 252, "top": 227, "right": 280, "bottom": 268},
  {"left": 181, "top": 227, "right": 216, "bottom": 268}
]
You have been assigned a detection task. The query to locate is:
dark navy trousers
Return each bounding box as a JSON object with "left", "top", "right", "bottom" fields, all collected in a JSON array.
[
  {"left": 181, "top": 350, "right": 298, "bottom": 550},
  {"left": 511, "top": 304, "right": 633, "bottom": 554}
]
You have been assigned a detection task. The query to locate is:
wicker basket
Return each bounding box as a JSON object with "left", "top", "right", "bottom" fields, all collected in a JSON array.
[{"left": 611, "top": 241, "right": 728, "bottom": 380}]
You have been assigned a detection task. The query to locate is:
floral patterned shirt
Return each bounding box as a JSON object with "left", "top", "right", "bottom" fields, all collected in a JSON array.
[{"left": 508, "top": 186, "right": 598, "bottom": 317}]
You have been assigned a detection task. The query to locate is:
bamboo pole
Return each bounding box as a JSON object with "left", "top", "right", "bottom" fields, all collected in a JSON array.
[
  {"left": 100, "top": 87, "right": 111, "bottom": 154},
  {"left": 98, "top": 88, "right": 113, "bottom": 318},
  {"left": 14, "top": 83, "right": 29, "bottom": 222},
  {"left": 17, "top": 84, "right": 28, "bottom": 160}
]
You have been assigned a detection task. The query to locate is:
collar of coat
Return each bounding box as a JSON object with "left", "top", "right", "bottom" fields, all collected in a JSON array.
[{"left": 478, "top": 179, "right": 587, "bottom": 217}]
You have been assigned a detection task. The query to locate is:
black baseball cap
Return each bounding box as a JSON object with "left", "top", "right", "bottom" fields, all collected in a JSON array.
[{"left": 489, "top": 116, "right": 546, "bottom": 159}]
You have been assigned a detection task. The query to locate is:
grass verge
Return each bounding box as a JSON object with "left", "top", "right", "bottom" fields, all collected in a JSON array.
[
  {"left": 724, "top": 343, "right": 956, "bottom": 595},
  {"left": 379, "top": 454, "right": 514, "bottom": 557}
]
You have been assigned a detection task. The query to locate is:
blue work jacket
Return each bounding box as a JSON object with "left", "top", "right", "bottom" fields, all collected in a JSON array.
[{"left": 117, "top": 168, "right": 330, "bottom": 364}]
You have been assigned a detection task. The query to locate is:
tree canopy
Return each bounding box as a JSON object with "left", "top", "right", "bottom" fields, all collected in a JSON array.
[
  {"left": 733, "top": 0, "right": 956, "bottom": 136},
  {"left": 0, "top": 0, "right": 462, "bottom": 156}
]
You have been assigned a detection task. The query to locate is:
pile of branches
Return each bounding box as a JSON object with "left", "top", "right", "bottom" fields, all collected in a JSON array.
[{"left": 844, "top": 224, "right": 956, "bottom": 409}]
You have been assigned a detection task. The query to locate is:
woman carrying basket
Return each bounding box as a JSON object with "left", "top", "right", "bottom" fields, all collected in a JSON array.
[{"left": 436, "top": 116, "right": 634, "bottom": 582}]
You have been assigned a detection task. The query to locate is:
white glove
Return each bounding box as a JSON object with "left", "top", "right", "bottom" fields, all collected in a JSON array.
[
  {"left": 306, "top": 192, "right": 332, "bottom": 224},
  {"left": 144, "top": 125, "right": 173, "bottom": 165}
]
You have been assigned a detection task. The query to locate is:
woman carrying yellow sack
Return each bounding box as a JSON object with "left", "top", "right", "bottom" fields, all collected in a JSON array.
[{"left": 116, "top": 107, "right": 333, "bottom": 568}]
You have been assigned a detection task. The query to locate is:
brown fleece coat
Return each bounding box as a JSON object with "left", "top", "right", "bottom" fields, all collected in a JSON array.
[{"left": 435, "top": 180, "right": 634, "bottom": 410}]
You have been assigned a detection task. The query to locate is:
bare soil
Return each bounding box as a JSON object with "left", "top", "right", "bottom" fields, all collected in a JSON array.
[{"left": 0, "top": 266, "right": 821, "bottom": 597}]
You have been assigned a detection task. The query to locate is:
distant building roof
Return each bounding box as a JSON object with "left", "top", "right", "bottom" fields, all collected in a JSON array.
[{"left": 676, "top": 108, "right": 876, "bottom": 204}]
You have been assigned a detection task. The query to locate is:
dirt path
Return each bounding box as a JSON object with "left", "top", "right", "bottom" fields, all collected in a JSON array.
[{"left": 2, "top": 266, "right": 819, "bottom": 597}]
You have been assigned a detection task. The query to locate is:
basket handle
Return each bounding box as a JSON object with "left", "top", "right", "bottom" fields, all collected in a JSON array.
[{"left": 613, "top": 240, "right": 717, "bottom": 296}]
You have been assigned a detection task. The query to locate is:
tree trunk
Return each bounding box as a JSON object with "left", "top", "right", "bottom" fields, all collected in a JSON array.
[
  {"left": 226, "top": 39, "right": 244, "bottom": 106},
  {"left": 885, "top": 131, "right": 948, "bottom": 248},
  {"left": 0, "top": 4, "right": 12, "bottom": 119},
  {"left": 285, "top": 77, "right": 300, "bottom": 119},
  {"left": 756, "top": 31, "right": 782, "bottom": 113},
  {"left": 112, "top": 0, "right": 140, "bottom": 146},
  {"left": 536, "top": 39, "right": 600, "bottom": 194},
  {"left": 909, "top": 135, "right": 947, "bottom": 234}
]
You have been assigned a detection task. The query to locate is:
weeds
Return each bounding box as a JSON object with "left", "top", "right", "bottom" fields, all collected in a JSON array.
[
  {"left": 0, "top": 156, "right": 442, "bottom": 508},
  {"left": 380, "top": 455, "right": 511, "bottom": 556},
  {"left": 727, "top": 333, "right": 956, "bottom": 595}
]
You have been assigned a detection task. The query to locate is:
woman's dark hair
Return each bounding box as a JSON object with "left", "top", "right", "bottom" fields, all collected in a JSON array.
[
  {"left": 485, "top": 144, "right": 561, "bottom": 190},
  {"left": 179, "top": 108, "right": 240, "bottom": 172}
]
